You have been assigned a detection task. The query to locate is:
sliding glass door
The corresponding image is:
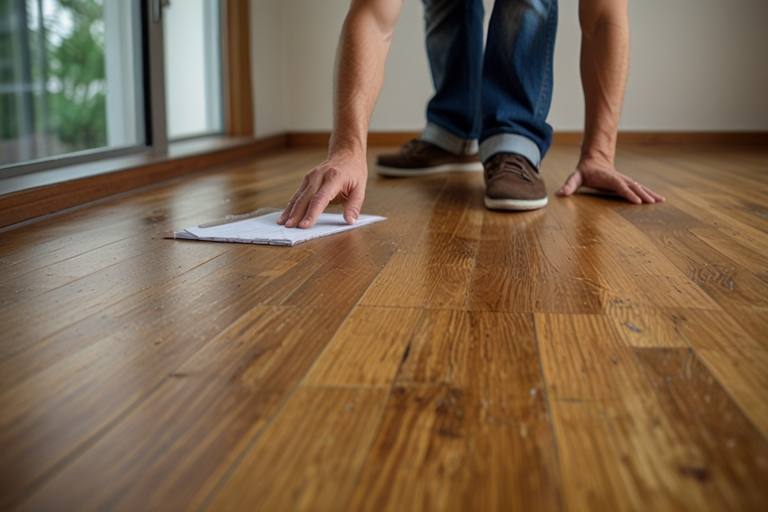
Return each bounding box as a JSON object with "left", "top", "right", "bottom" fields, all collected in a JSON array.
[{"left": 0, "top": 0, "right": 222, "bottom": 178}]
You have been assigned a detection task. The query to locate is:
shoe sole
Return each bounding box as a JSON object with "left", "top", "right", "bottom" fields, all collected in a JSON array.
[
  {"left": 376, "top": 162, "right": 484, "bottom": 177},
  {"left": 484, "top": 195, "right": 549, "bottom": 211}
]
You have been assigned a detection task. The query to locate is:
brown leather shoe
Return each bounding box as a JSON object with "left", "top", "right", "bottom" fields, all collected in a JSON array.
[
  {"left": 376, "top": 139, "right": 483, "bottom": 177},
  {"left": 484, "top": 153, "right": 548, "bottom": 211}
]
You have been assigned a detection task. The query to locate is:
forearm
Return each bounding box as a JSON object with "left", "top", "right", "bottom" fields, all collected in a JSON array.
[
  {"left": 579, "top": 0, "right": 629, "bottom": 164},
  {"left": 329, "top": 0, "right": 402, "bottom": 158},
  {"left": 554, "top": 1, "right": 664, "bottom": 204}
]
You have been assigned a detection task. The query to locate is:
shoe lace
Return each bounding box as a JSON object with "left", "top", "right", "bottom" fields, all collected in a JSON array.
[
  {"left": 401, "top": 139, "right": 428, "bottom": 155},
  {"left": 487, "top": 158, "right": 532, "bottom": 182}
]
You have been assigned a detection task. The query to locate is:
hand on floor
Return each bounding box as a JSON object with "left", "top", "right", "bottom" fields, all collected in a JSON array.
[
  {"left": 556, "top": 155, "right": 665, "bottom": 204},
  {"left": 278, "top": 150, "right": 368, "bottom": 229}
]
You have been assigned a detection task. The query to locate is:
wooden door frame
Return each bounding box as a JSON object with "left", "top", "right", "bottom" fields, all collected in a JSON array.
[{"left": 221, "top": 0, "right": 254, "bottom": 137}]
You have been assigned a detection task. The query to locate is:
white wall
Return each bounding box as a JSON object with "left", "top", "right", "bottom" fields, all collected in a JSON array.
[
  {"left": 250, "top": 0, "right": 287, "bottom": 137},
  {"left": 250, "top": 0, "right": 768, "bottom": 136}
]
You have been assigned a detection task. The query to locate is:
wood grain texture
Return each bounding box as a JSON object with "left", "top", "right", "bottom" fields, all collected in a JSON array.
[
  {"left": 347, "top": 311, "right": 560, "bottom": 512},
  {"left": 346, "top": 384, "right": 560, "bottom": 512},
  {"left": 635, "top": 348, "right": 768, "bottom": 511},
  {"left": 304, "top": 306, "right": 422, "bottom": 388},
  {"left": 536, "top": 313, "right": 768, "bottom": 512},
  {"left": 1, "top": 145, "right": 767, "bottom": 511},
  {"left": 205, "top": 387, "right": 388, "bottom": 512}
]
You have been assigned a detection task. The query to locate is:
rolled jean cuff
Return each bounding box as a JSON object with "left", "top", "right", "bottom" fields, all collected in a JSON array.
[
  {"left": 420, "top": 122, "right": 479, "bottom": 156},
  {"left": 479, "top": 133, "right": 542, "bottom": 168}
]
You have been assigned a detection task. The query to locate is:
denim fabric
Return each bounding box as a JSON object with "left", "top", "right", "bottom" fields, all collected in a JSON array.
[{"left": 418, "top": 0, "right": 558, "bottom": 167}]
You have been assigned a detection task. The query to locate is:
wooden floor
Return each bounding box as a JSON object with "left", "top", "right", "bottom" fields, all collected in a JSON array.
[{"left": 1, "top": 144, "right": 767, "bottom": 511}]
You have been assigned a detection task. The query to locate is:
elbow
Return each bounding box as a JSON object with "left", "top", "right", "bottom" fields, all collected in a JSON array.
[
  {"left": 579, "top": 1, "right": 628, "bottom": 39},
  {"left": 346, "top": 0, "right": 402, "bottom": 42}
]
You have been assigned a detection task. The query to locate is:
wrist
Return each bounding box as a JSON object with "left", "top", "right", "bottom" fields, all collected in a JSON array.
[
  {"left": 329, "top": 133, "right": 367, "bottom": 160},
  {"left": 581, "top": 122, "right": 618, "bottom": 163},
  {"left": 579, "top": 146, "right": 615, "bottom": 166}
]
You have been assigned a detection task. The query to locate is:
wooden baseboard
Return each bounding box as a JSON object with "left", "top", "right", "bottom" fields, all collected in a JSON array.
[
  {"left": 0, "top": 134, "right": 287, "bottom": 229},
  {"left": 288, "top": 131, "right": 768, "bottom": 147},
  {"left": 287, "top": 132, "right": 421, "bottom": 147},
  {"left": 556, "top": 131, "right": 768, "bottom": 146}
]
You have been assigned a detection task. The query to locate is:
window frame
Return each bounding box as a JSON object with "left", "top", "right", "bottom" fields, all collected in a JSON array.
[{"left": 0, "top": 0, "right": 226, "bottom": 182}]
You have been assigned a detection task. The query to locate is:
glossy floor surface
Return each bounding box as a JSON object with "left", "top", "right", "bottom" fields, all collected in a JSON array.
[{"left": 1, "top": 145, "right": 767, "bottom": 511}]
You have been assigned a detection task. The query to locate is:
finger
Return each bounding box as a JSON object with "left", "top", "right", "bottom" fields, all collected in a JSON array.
[
  {"left": 298, "top": 179, "right": 339, "bottom": 228},
  {"left": 616, "top": 181, "right": 642, "bottom": 204},
  {"left": 278, "top": 198, "right": 298, "bottom": 225},
  {"left": 343, "top": 182, "right": 366, "bottom": 225},
  {"left": 278, "top": 175, "right": 309, "bottom": 225},
  {"left": 557, "top": 171, "right": 583, "bottom": 196},
  {"left": 628, "top": 180, "right": 656, "bottom": 204},
  {"left": 285, "top": 176, "right": 321, "bottom": 228},
  {"left": 641, "top": 184, "right": 666, "bottom": 202}
]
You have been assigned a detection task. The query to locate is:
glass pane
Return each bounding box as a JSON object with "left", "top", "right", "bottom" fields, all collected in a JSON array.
[
  {"left": 0, "top": 0, "right": 143, "bottom": 167},
  {"left": 163, "top": 0, "right": 222, "bottom": 140}
]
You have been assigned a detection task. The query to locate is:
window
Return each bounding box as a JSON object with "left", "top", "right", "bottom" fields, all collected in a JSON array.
[
  {"left": 164, "top": 0, "right": 222, "bottom": 140},
  {"left": 0, "top": 0, "right": 223, "bottom": 179}
]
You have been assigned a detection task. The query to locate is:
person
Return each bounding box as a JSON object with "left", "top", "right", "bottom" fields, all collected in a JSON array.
[{"left": 278, "top": 0, "right": 664, "bottom": 230}]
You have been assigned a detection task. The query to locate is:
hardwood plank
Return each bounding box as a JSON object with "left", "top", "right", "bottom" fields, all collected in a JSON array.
[
  {"left": 467, "top": 208, "right": 563, "bottom": 313},
  {"left": 360, "top": 248, "right": 475, "bottom": 310},
  {"left": 619, "top": 206, "right": 768, "bottom": 343},
  {"left": 546, "top": 198, "right": 719, "bottom": 311},
  {"left": 345, "top": 311, "right": 561, "bottom": 511},
  {"left": 394, "top": 311, "right": 542, "bottom": 394},
  {"left": 690, "top": 228, "right": 768, "bottom": 283},
  {"left": 203, "top": 387, "right": 388, "bottom": 512},
  {"left": 15, "top": 306, "right": 348, "bottom": 512},
  {"left": 304, "top": 306, "right": 422, "bottom": 388},
  {"left": 608, "top": 306, "right": 690, "bottom": 348},
  {"left": 536, "top": 314, "right": 660, "bottom": 401},
  {"left": 627, "top": 148, "right": 768, "bottom": 207},
  {"left": 469, "top": 185, "right": 718, "bottom": 315},
  {"left": 345, "top": 385, "right": 560, "bottom": 512},
  {"left": 0, "top": 232, "right": 212, "bottom": 310},
  {"left": 0, "top": 248, "right": 324, "bottom": 508},
  {"left": 537, "top": 313, "right": 768, "bottom": 511},
  {"left": 0, "top": 242, "right": 317, "bottom": 393},
  {"left": 548, "top": 402, "right": 638, "bottom": 511},
  {"left": 360, "top": 174, "right": 482, "bottom": 310},
  {"left": 675, "top": 188, "right": 768, "bottom": 262},
  {"left": 635, "top": 348, "right": 768, "bottom": 510},
  {"left": 665, "top": 309, "right": 768, "bottom": 438},
  {"left": 0, "top": 242, "right": 232, "bottom": 361}
]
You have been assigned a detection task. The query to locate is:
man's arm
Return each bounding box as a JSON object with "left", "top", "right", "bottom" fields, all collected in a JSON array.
[
  {"left": 278, "top": 0, "right": 403, "bottom": 228},
  {"left": 557, "top": 0, "right": 664, "bottom": 204}
]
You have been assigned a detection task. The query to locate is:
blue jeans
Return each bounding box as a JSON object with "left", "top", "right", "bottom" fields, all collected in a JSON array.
[{"left": 419, "top": 0, "right": 558, "bottom": 167}]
